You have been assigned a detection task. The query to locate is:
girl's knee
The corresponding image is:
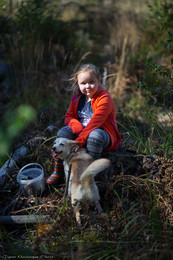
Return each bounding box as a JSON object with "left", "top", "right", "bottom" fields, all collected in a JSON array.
[
  {"left": 57, "top": 126, "right": 75, "bottom": 140},
  {"left": 88, "top": 129, "right": 104, "bottom": 142},
  {"left": 88, "top": 129, "right": 110, "bottom": 145},
  {"left": 86, "top": 129, "right": 109, "bottom": 159}
]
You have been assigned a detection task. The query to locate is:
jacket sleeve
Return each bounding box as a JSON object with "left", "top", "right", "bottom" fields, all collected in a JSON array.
[
  {"left": 75, "top": 93, "right": 113, "bottom": 146},
  {"left": 64, "top": 98, "right": 84, "bottom": 135}
]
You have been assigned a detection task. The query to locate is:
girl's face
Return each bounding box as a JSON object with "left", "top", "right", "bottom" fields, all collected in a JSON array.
[{"left": 77, "top": 71, "right": 100, "bottom": 100}]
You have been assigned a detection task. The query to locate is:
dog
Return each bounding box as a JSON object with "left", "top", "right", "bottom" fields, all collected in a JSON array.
[{"left": 52, "top": 137, "right": 111, "bottom": 227}]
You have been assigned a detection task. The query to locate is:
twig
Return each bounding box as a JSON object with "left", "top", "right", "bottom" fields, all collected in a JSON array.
[{"left": 11, "top": 203, "right": 59, "bottom": 215}]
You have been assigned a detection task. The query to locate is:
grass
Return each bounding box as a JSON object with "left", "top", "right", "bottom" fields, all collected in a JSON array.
[
  {"left": 1, "top": 169, "right": 172, "bottom": 258},
  {"left": 25, "top": 170, "right": 172, "bottom": 258},
  {"left": 118, "top": 104, "right": 173, "bottom": 158}
]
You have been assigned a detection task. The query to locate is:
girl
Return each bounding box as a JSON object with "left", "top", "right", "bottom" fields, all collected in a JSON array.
[{"left": 46, "top": 63, "right": 121, "bottom": 185}]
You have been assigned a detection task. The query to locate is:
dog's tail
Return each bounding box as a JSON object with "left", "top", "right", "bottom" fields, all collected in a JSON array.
[{"left": 80, "top": 158, "right": 111, "bottom": 182}]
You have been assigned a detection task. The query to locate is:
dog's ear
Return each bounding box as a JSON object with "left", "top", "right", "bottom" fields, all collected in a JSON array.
[{"left": 68, "top": 140, "right": 80, "bottom": 152}]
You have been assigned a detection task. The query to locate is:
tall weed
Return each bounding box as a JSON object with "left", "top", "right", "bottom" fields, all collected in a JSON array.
[{"left": 119, "top": 104, "right": 173, "bottom": 158}]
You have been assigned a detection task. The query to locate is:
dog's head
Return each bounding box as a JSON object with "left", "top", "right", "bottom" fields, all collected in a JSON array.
[{"left": 52, "top": 137, "right": 79, "bottom": 160}]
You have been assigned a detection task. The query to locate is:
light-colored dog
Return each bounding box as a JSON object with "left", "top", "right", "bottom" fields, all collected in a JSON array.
[{"left": 52, "top": 137, "right": 111, "bottom": 227}]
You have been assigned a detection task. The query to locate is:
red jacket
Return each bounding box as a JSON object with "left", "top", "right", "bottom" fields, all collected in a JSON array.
[{"left": 64, "top": 87, "right": 121, "bottom": 151}]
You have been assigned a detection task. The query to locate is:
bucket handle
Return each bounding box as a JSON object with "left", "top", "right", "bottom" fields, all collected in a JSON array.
[{"left": 19, "top": 163, "right": 43, "bottom": 173}]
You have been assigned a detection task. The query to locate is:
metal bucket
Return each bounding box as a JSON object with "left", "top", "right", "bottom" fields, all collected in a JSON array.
[{"left": 17, "top": 163, "right": 45, "bottom": 196}]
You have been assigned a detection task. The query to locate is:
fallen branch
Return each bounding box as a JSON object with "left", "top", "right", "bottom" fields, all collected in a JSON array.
[
  {"left": 0, "top": 215, "right": 53, "bottom": 224},
  {"left": 0, "top": 146, "right": 28, "bottom": 187}
]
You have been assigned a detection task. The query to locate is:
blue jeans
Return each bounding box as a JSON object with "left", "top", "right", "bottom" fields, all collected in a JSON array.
[{"left": 57, "top": 126, "right": 110, "bottom": 159}]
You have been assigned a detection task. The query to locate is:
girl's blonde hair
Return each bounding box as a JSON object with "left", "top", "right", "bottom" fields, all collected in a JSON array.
[{"left": 72, "top": 63, "right": 101, "bottom": 93}]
